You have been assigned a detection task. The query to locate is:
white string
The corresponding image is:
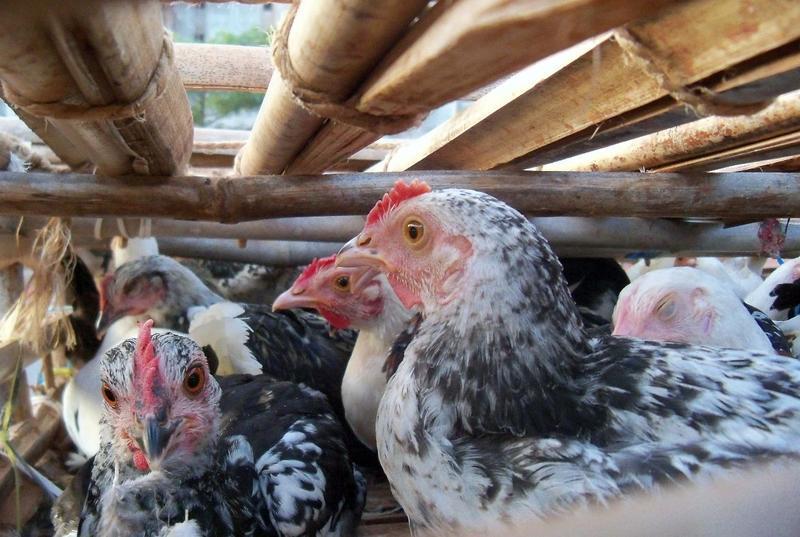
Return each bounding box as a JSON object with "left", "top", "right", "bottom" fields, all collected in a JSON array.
[
  {"left": 116, "top": 218, "right": 129, "bottom": 239},
  {"left": 93, "top": 218, "right": 103, "bottom": 240}
]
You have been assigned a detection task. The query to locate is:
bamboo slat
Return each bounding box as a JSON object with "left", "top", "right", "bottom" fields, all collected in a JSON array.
[
  {"left": 541, "top": 90, "right": 800, "bottom": 172},
  {"left": 283, "top": 0, "right": 677, "bottom": 174},
  {"left": 175, "top": 43, "right": 272, "bottom": 93},
  {"left": 658, "top": 131, "right": 800, "bottom": 172},
  {"left": 370, "top": 0, "right": 800, "bottom": 172},
  {"left": 235, "top": 0, "right": 429, "bottom": 175},
  {"left": 1, "top": 170, "right": 800, "bottom": 222},
  {"left": 0, "top": 0, "right": 193, "bottom": 176}
]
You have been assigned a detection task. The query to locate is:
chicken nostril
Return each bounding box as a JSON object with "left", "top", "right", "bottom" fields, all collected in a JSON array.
[{"left": 357, "top": 235, "right": 371, "bottom": 247}]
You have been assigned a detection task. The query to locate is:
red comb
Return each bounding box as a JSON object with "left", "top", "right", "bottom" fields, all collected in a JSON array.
[
  {"left": 295, "top": 255, "right": 337, "bottom": 287},
  {"left": 366, "top": 179, "right": 431, "bottom": 226},
  {"left": 134, "top": 319, "right": 161, "bottom": 410}
]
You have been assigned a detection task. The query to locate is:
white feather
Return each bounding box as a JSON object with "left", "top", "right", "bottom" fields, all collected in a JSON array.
[
  {"left": 747, "top": 257, "right": 800, "bottom": 319},
  {"left": 188, "top": 302, "right": 262, "bottom": 376}
]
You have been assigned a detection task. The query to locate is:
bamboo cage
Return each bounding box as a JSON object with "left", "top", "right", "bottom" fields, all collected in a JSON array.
[{"left": 1, "top": 0, "right": 800, "bottom": 534}]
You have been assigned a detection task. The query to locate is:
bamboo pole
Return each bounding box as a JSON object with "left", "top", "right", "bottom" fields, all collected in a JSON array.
[
  {"left": 0, "top": 0, "right": 193, "bottom": 176},
  {"left": 174, "top": 43, "right": 272, "bottom": 93},
  {"left": 0, "top": 119, "right": 396, "bottom": 170},
  {"left": 541, "top": 91, "right": 800, "bottom": 172},
  {"left": 366, "top": 0, "right": 800, "bottom": 173},
  {"left": 235, "top": 0, "right": 429, "bottom": 175},
  {"left": 1, "top": 170, "right": 800, "bottom": 221},
  {"left": 8, "top": 217, "right": 799, "bottom": 259},
  {"left": 283, "top": 0, "right": 679, "bottom": 174}
]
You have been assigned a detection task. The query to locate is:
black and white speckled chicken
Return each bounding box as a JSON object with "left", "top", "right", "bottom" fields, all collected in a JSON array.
[
  {"left": 561, "top": 257, "right": 629, "bottom": 328},
  {"left": 96, "top": 255, "right": 355, "bottom": 419},
  {"left": 336, "top": 180, "right": 800, "bottom": 536},
  {"left": 73, "top": 320, "right": 364, "bottom": 537}
]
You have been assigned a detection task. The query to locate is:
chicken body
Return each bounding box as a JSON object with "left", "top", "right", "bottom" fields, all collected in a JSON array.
[
  {"left": 74, "top": 322, "right": 364, "bottom": 537},
  {"left": 273, "top": 258, "right": 412, "bottom": 450},
  {"left": 337, "top": 182, "right": 800, "bottom": 536}
]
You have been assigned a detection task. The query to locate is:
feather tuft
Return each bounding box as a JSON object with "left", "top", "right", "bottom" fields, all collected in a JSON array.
[{"left": 366, "top": 179, "right": 431, "bottom": 225}]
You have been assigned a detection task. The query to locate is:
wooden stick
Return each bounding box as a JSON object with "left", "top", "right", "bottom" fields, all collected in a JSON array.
[
  {"left": 0, "top": 0, "right": 193, "bottom": 176},
  {"left": 542, "top": 90, "right": 800, "bottom": 172},
  {"left": 0, "top": 401, "right": 61, "bottom": 498},
  {"left": 236, "top": 0, "right": 429, "bottom": 175},
  {"left": 656, "top": 131, "right": 800, "bottom": 172},
  {"left": 174, "top": 43, "right": 272, "bottom": 93},
  {"left": 365, "top": 0, "right": 800, "bottom": 173},
  {"left": 2, "top": 170, "right": 800, "bottom": 222},
  {"left": 0, "top": 119, "right": 397, "bottom": 170},
  {"left": 284, "top": 0, "right": 678, "bottom": 174},
  {"left": 26, "top": 218, "right": 799, "bottom": 259},
  {"left": 8, "top": 216, "right": 799, "bottom": 257}
]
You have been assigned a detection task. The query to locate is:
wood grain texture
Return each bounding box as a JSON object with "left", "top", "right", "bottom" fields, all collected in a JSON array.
[
  {"left": 0, "top": 0, "right": 193, "bottom": 176},
  {"left": 370, "top": 0, "right": 800, "bottom": 173},
  {"left": 285, "top": 0, "right": 678, "bottom": 173},
  {"left": 1, "top": 170, "right": 799, "bottom": 222},
  {"left": 175, "top": 43, "right": 272, "bottom": 93},
  {"left": 542, "top": 90, "right": 800, "bottom": 172},
  {"left": 235, "top": 0, "right": 428, "bottom": 175}
]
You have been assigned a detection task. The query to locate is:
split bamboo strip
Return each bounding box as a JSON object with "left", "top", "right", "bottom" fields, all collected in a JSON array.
[
  {"left": 541, "top": 90, "right": 800, "bottom": 172},
  {"left": 0, "top": 0, "right": 193, "bottom": 176},
  {"left": 158, "top": 238, "right": 341, "bottom": 267},
  {"left": 369, "top": 0, "right": 800, "bottom": 173},
  {"left": 8, "top": 216, "right": 799, "bottom": 258},
  {"left": 1, "top": 170, "right": 800, "bottom": 221},
  {"left": 284, "top": 0, "right": 678, "bottom": 174},
  {"left": 0, "top": 402, "right": 61, "bottom": 498},
  {"left": 655, "top": 130, "right": 800, "bottom": 172},
  {"left": 174, "top": 43, "right": 272, "bottom": 93},
  {"left": 235, "top": 0, "right": 429, "bottom": 175}
]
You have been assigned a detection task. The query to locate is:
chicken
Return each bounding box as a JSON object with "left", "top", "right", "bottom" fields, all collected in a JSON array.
[
  {"left": 336, "top": 180, "right": 800, "bottom": 536},
  {"left": 97, "top": 255, "right": 355, "bottom": 419},
  {"left": 746, "top": 256, "right": 800, "bottom": 320},
  {"left": 273, "top": 256, "right": 413, "bottom": 450},
  {"left": 71, "top": 320, "right": 365, "bottom": 537},
  {"left": 627, "top": 256, "right": 762, "bottom": 299},
  {"left": 612, "top": 267, "right": 792, "bottom": 355}
]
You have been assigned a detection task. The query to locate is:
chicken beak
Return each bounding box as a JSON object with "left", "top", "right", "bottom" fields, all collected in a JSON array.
[
  {"left": 141, "top": 414, "right": 172, "bottom": 464},
  {"left": 336, "top": 235, "right": 392, "bottom": 272},
  {"left": 272, "top": 288, "right": 323, "bottom": 312}
]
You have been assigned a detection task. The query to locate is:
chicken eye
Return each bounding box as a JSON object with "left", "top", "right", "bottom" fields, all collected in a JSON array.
[
  {"left": 183, "top": 366, "right": 206, "bottom": 396},
  {"left": 101, "top": 383, "right": 119, "bottom": 410},
  {"left": 403, "top": 218, "right": 426, "bottom": 247},
  {"left": 656, "top": 298, "right": 676, "bottom": 320},
  {"left": 333, "top": 275, "right": 350, "bottom": 291}
]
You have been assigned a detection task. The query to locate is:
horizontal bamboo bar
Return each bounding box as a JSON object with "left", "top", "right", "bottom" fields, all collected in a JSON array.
[
  {"left": 7, "top": 216, "right": 799, "bottom": 258},
  {"left": 1, "top": 170, "right": 799, "bottom": 222},
  {"left": 370, "top": 0, "right": 800, "bottom": 173},
  {"left": 236, "top": 0, "right": 428, "bottom": 175},
  {"left": 284, "top": 0, "right": 678, "bottom": 174},
  {"left": 0, "top": 119, "right": 395, "bottom": 170},
  {"left": 542, "top": 90, "right": 800, "bottom": 172},
  {"left": 174, "top": 43, "right": 272, "bottom": 93}
]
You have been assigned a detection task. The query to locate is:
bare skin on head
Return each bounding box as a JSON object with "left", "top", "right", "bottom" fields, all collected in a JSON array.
[
  {"left": 612, "top": 267, "right": 775, "bottom": 353},
  {"left": 273, "top": 256, "right": 411, "bottom": 449}
]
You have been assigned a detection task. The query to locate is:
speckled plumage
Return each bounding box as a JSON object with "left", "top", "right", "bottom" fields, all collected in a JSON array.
[
  {"left": 340, "top": 186, "right": 800, "bottom": 536},
  {"left": 76, "top": 331, "right": 364, "bottom": 537}
]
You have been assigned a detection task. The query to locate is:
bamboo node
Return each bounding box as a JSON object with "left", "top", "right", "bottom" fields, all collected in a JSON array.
[
  {"left": 0, "top": 34, "right": 175, "bottom": 122},
  {"left": 271, "top": 2, "right": 425, "bottom": 135},
  {"left": 613, "top": 28, "right": 774, "bottom": 117}
]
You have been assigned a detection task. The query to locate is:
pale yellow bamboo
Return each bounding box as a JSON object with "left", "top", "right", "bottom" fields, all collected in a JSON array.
[
  {"left": 0, "top": 0, "right": 192, "bottom": 176},
  {"left": 235, "top": 0, "right": 428, "bottom": 175}
]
